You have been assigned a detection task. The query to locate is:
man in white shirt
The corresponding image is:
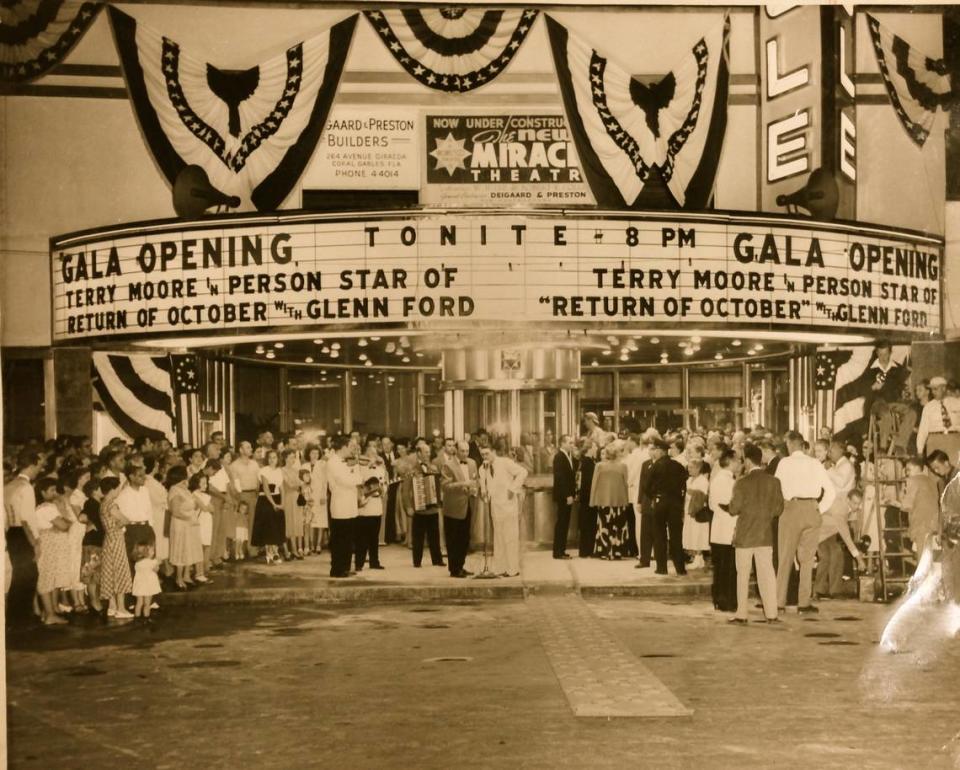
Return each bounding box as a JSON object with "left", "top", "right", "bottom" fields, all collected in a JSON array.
[
  {"left": 708, "top": 449, "right": 739, "bottom": 612},
  {"left": 917, "top": 376, "right": 960, "bottom": 461},
  {"left": 116, "top": 463, "right": 156, "bottom": 558},
  {"left": 775, "top": 431, "right": 835, "bottom": 614},
  {"left": 479, "top": 444, "right": 528, "bottom": 577},
  {"left": 4, "top": 450, "right": 42, "bottom": 617},
  {"left": 327, "top": 434, "right": 362, "bottom": 578}
]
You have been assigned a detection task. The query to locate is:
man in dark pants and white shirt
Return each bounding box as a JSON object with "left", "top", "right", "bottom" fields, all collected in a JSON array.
[
  {"left": 327, "top": 434, "right": 362, "bottom": 578},
  {"left": 552, "top": 434, "right": 577, "bottom": 559},
  {"left": 440, "top": 441, "right": 479, "bottom": 577},
  {"left": 775, "top": 430, "right": 835, "bottom": 613}
]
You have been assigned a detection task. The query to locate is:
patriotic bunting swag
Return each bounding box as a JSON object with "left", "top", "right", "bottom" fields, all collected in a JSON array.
[
  {"left": 827, "top": 346, "right": 911, "bottom": 442},
  {"left": 364, "top": 8, "right": 538, "bottom": 92},
  {"left": 0, "top": 0, "right": 102, "bottom": 83},
  {"left": 546, "top": 14, "right": 730, "bottom": 209},
  {"left": 868, "top": 15, "right": 953, "bottom": 147},
  {"left": 92, "top": 352, "right": 176, "bottom": 442},
  {"left": 109, "top": 8, "right": 357, "bottom": 211}
]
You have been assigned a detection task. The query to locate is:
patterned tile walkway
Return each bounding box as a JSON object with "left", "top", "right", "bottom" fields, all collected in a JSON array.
[{"left": 526, "top": 593, "right": 693, "bottom": 718}]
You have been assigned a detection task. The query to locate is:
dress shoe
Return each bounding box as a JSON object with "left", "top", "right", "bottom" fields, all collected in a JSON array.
[
  {"left": 370, "top": 564, "right": 385, "bottom": 570},
  {"left": 654, "top": 570, "right": 668, "bottom": 576},
  {"left": 766, "top": 618, "right": 783, "bottom": 624},
  {"left": 461, "top": 569, "right": 474, "bottom": 576},
  {"left": 727, "top": 618, "right": 748, "bottom": 625},
  {"left": 330, "top": 571, "right": 349, "bottom": 578},
  {"left": 553, "top": 554, "right": 572, "bottom": 560},
  {"left": 434, "top": 561, "right": 447, "bottom": 567},
  {"left": 797, "top": 605, "right": 819, "bottom": 614},
  {"left": 451, "top": 572, "right": 467, "bottom": 579},
  {"left": 675, "top": 570, "right": 688, "bottom": 576}
]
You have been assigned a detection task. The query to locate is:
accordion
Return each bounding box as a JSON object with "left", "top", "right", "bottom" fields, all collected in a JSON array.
[{"left": 412, "top": 472, "right": 440, "bottom": 511}]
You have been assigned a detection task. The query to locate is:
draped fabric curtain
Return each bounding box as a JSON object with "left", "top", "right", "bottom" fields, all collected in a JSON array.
[
  {"left": 546, "top": 14, "right": 730, "bottom": 209},
  {"left": 364, "top": 8, "right": 537, "bottom": 92},
  {"left": 867, "top": 14, "right": 953, "bottom": 147},
  {"left": 0, "top": 0, "right": 102, "bottom": 82},
  {"left": 92, "top": 352, "right": 176, "bottom": 442},
  {"left": 109, "top": 8, "right": 358, "bottom": 211}
]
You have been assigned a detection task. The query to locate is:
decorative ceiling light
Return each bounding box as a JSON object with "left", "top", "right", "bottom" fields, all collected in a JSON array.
[
  {"left": 305, "top": 356, "right": 314, "bottom": 364},
  {"left": 255, "top": 345, "right": 265, "bottom": 354},
  {"left": 266, "top": 351, "right": 276, "bottom": 359},
  {"left": 650, "top": 337, "right": 660, "bottom": 344},
  {"left": 358, "top": 338, "right": 368, "bottom": 347},
  {"left": 358, "top": 353, "right": 368, "bottom": 362},
  {"left": 371, "top": 336, "right": 381, "bottom": 341},
  {"left": 330, "top": 342, "right": 341, "bottom": 351},
  {"left": 602, "top": 349, "right": 612, "bottom": 356},
  {"left": 330, "top": 350, "right": 340, "bottom": 359},
  {"left": 732, "top": 339, "right": 742, "bottom": 347},
  {"left": 320, "top": 370, "right": 327, "bottom": 375},
  {"left": 402, "top": 356, "right": 411, "bottom": 363},
  {"left": 368, "top": 373, "right": 375, "bottom": 379},
  {"left": 748, "top": 349, "right": 757, "bottom": 356},
  {"left": 591, "top": 359, "right": 599, "bottom": 367},
  {"left": 313, "top": 338, "right": 323, "bottom": 345},
  {"left": 364, "top": 360, "right": 373, "bottom": 367},
  {"left": 606, "top": 335, "right": 618, "bottom": 345},
  {"left": 399, "top": 336, "right": 410, "bottom": 347},
  {"left": 678, "top": 341, "right": 688, "bottom": 348},
  {"left": 320, "top": 376, "right": 327, "bottom": 382},
  {"left": 619, "top": 353, "right": 629, "bottom": 362},
  {"left": 714, "top": 352, "right": 723, "bottom": 360},
  {"left": 754, "top": 343, "right": 765, "bottom": 351},
  {"left": 691, "top": 335, "right": 702, "bottom": 343},
  {"left": 415, "top": 352, "right": 424, "bottom": 358},
  {"left": 692, "top": 345, "right": 701, "bottom": 353},
  {"left": 385, "top": 342, "right": 396, "bottom": 353},
  {"left": 351, "top": 379, "right": 359, "bottom": 386},
  {"left": 683, "top": 348, "right": 695, "bottom": 357},
  {"left": 387, "top": 376, "right": 396, "bottom": 384},
  {"left": 626, "top": 340, "right": 638, "bottom": 352},
  {"left": 321, "top": 346, "right": 330, "bottom": 354},
  {"left": 274, "top": 342, "right": 284, "bottom": 349}
]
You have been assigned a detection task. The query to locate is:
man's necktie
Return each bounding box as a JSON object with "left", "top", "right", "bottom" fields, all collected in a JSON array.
[{"left": 943, "top": 401, "right": 953, "bottom": 430}]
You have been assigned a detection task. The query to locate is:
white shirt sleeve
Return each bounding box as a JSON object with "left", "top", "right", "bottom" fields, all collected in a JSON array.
[{"left": 917, "top": 401, "right": 937, "bottom": 454}]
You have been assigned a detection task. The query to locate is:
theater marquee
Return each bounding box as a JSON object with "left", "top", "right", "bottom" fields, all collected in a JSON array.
[{"left": 50, "top": 210, "right": 942, "bottom": 342}]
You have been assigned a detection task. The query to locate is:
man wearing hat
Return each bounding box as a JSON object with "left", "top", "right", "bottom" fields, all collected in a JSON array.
[
  {"left": 643, "top": 437, "right": 688, "bottom": 575},
  {"left": 917, "top": 376, "right": 960, "bottom": 461}
]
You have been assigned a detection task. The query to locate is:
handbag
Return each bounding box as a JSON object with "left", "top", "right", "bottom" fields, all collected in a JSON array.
[
  {"left": 163, "top": 508, "right": 172, "bottom": 538},
  {"left": 693, "top": 505, "right": 713, "bottom": 524}
]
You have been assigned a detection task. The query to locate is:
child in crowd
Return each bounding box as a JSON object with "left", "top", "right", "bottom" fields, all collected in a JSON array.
[
  {"left": 299, "top": 468, "right": 316, "bottom": 556},
  {"left": 131, "top": 543, "right": 161, "bottom": 623},
  {"left": 234, "top": 500, "right": 250, "bottom": 561},
  {"left": 79, "top": 478, "right": 104, "bottom": 613},
  {"left": 901, "top": 456, "right": 940, "bottom": 558},
  {"left": 191, "top": 473, "right": 213, "bottom": 584}
]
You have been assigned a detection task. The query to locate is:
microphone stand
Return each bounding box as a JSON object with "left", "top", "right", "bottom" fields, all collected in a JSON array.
[{"left": 474, "top": 480, "right": 498, "bottom": 579}]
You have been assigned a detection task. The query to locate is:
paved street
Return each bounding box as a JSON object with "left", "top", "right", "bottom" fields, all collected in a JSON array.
[{"left": 7, "top": 593, "right": 960, "bottom": 769}]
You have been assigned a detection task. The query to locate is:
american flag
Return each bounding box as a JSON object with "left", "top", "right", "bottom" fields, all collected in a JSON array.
[
  {"left": 171, "top": 354, "right": 201, "bottom": 446},
  {"left": 814, "top": 351, "right": 846, "bottom": 391}
]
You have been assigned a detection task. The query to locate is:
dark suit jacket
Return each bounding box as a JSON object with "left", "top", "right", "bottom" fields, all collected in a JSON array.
[
  {"left": 552, "top": 450, "right": 578, "bottom": 503},
  {"left": 647, "top": 457, "right": 687, "bottom": 515},
  {"left": 638, "top": 458, "right": 654, "bottom": 511},
  {"left": 729, "top": 468, "right": 784, "bottom": 548}
]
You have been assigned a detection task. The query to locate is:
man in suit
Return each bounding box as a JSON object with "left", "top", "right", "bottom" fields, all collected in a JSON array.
[
  {"left": 646, "top": 438, "right": 688, "bottom": 576},
  {"left": 441, "top": 441, "right": 479, "bottom": 578},
  {"left": 636, "top": 437, "right": 657, "bottom": 568},
  {"left": 622, "top": 433, "right": 645, "bottom": 558},
  {"left": 729, "top": 443, "right": 784, "bottom": 623},
  {"left": 551, "top": 434, "right": 577, "bottom": 559},
  {"left": 326, "top": 434, "right": 362, "bottom": 578}
]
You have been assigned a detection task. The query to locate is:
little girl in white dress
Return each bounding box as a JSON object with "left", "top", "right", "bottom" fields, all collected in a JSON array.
[{"left": 132, "top": 544, "right": 161, "bottom": 623}]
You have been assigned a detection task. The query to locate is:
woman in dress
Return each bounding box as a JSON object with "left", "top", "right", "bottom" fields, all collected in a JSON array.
[
  {"left": 98, "top": 476, "right": 133, "bottom": 619},
  {"left": 79, "top": 478, "right": 104, "bottom": 612},
  {"left": 577, "top": 440, "right": 598, "bottom": 558},
  {"left": 590, "top": 442, "right": 630, "bottom": 560},
  {"left": 251, "top": 449, "right": 286, "bottom": 564},
  {"left": 683, "top": 459, "right": 711, "bottom": 570},
  {"left": 34, "top": 477, "right": 72, "bottom": 624},
  {"left": 281, "top": 449, "right": 305, "bottom": 560},
  {"left": 167, "top": 466, "right": 203, "bottom": 590},
  {"left": 306, "top": 445, "right": 329, "bottom": 554},
  {"left": 56, "top": 470, "right": 87, "bottom": 613}
]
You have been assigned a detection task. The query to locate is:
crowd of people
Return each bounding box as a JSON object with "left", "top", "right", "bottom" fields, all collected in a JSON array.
[{"left": 4, "top": 368, "right": 955, "bottom": 626}]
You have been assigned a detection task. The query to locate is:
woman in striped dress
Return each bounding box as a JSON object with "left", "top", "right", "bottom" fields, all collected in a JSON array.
[{"left": 99, "top": 476, "right": 133, "bottom": 619}]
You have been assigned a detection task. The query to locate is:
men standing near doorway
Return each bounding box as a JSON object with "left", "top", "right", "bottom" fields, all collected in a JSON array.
[
  {"left": 441, "top": 441, "right": 479, "bottom": 578},
  {"left": 230, "top": 441, "right": 261, "bottom": 558},
  {"left": 4, "top": 450, "right": 41, "bottom": 619},
  {"left": 327, "top": 434, "right": 362, "bottom": 578},
  {"left": 410, "top": 439, "right": 444, "bottom": 568},
  {"left": 917, "top": 376, "right": 960, "bottom": 462},
  {"left": 645, "top": 438, "right": 688, "bottom": 576},
  {"left": 552, "top": 434, "right": 578, "bottom": 559},
  {"left": 775, "top": 430, "right": 835, "bottom": 614},
  {"left": 480, "top": 441, "right": 528, "bottom": 577}
]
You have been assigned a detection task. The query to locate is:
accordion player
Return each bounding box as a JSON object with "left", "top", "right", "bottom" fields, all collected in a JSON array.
[{"left": 411, "top": 470, "right": 440, "bottom": 512}]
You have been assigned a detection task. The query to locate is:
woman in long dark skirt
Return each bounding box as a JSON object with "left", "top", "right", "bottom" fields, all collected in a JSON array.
[{"left": 577, "top": 440, "right": 598, "bottom": 557}]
